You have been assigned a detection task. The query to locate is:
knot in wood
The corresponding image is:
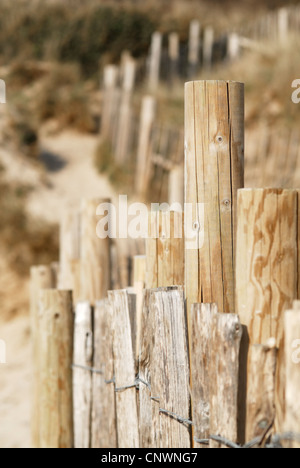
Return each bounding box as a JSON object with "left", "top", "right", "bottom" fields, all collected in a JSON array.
[
  {"left": 216, "top": 135, "right": 224, "bottom": 144},
  {"left": 193, "top": 221, "right": 200, "bottom": 232}
]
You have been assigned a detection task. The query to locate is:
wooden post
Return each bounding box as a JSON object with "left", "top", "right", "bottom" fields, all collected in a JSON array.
[
  {"left": 133, "top": 255, "right": 146, "bottom": 361},
  {"left": 202, "top": 26, "right": 214, "bottom": 70},
  {"left": 236, "top": 188, "right": 298, "bottom": 433},
  {"left": 30, "top": 265, "right": 55, "bottom": 448},
  {"left": 73, "top": 301, "right": 93, "bottom": 449},
  {"left": 115, "top": 56, "right": 136, "bottom": 164},
  {"left": 148, "top": 32, "right": 162, "bottom": 91},
  {"left": 185, "top": 80, "right": 244, "bottom": 318},
  {"left": 135, "top": 96, "right": 156, "bottom": 198},
  {"left": 188, "top": 20, "right": 201, "bottom": 78},
  {"left": 168, "top": 32, "right": 180, "bottom": 84},
  {"left": 80, "top": 198, "right": 111, "bottom": 305},
  {"left": 139, "top": 290, "right": 152, "bottom": 448},
  {"left": 209, "top": 312, "right": 242, "bottom": 448},
  {"left": 284, "top": 309, "right": 300, "bottom": 448},
  {"left": 278, "top": 7, "right": 289, "bottom": 44},
  {"left": 246, "top": 340, "right": 277, "bottom": 443},
  {"left": 150, "top": 287, "right": 190, "bottom": 448},
  {"left": 59, "top": 208, "right": 81, "bottom": 302},
  {"left": 227, "top": 33, "right": 240, "bottom": 61},
  {"left": 109, "top": 290, "right": 139, "bottom": 448},
  {"left": 91, "top": 299, "right": 117, "bottom": 448},
  {"left": 39, "top": 290, "right": 74, "bottom": 449},
  {"left": 168, "top": 164, "right": 184, "bottom": 207},
  {"left": 101, "top": 65, "right": 119, "bottom": 140},
  {"left": 146, "top": 211, "right": 184, "bottom": 289},
  {"left": 190, "top": 303, "right": 218, "bottom": 448}
]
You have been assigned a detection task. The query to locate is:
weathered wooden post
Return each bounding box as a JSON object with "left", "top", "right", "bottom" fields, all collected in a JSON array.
[
  {"left": 146, "top": 210, "right": 184, "bottom": 290},
  {"left": 246, "top": 340, "right": 277, "bottom": 443},
  {"left": 135, "top": 96, "right": 156, "bottom": 198},
  {"left": 185, "top": 80, "right": 244, "bottom": 317},
  {"left": 39, "top": 290, "right": 74, "bottom": 449},
  {"left": 168, "top": 32, "right": 180, "bottom": 84},
  {"left": 73, "top": 301, "right": 93, "bottom": 449},
  {"left": 202, "top": 26, "right": 214, "bottom": 70},
  {"left": 133, "top": 255, "right": 146, "bottom": 361},
  {"left": 284, "top": 308, "right": 300, "bottom": 448},
  {"left": 109, "top": 290, "right": 139, "bottom": 448},
  {"left": 188, "top": 20, "right": 201, "bottom": 78},
  {"left": 91, "top": 299, "right": 117, "bottom": 448},
  {"left": 278, "top": 7, "right": 289, "bottom": 44},
  {"left": 190, "top": 304, "right": 242, "bottom": 448},
  {"left": 148, "top": 32, "right": 162, "bottom": 91},
  {"left": 149, "top": 287, "right": 190, "bottom": 448},
  {"left": 115, "top": 56, "right": 136, "bottom": 164},
  {"left": 80, "top": 198, "right": 111, "bottom": 305},
  {"left": 236, "top": 188, "right": 298, "bottom": 433},
  {"left": 227, "top": 33, "right": 240, "bottom": 61},
  {"left": 30, "top": 265, "right": 56, "bottom": 448},
  {"left": 59, "top": 208, "right": 81, "bottom": 303},
  {"left": 101, "top": 64, "right": 119, "bottom": 140}
]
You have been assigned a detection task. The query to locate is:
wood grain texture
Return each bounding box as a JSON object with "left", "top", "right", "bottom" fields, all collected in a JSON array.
[
  {"left": 209, "top": 313, "right": 242, "bottom": 448},
  {"left": 30, "top": 265, "right": 55, "bottom": 448},
  {"left": 236, "top": 188, "right": 298, "bottom": 432},
  {"left": 109, "top": 290, "right": 139, "bottom": 448},
  {"left": 39, "top": 290, "right": 74, "bottom": 449},
  {"left": 150, "top": 287, "right": 191, "bottom": 448},
  {"left": 146, "top": 211, "right": 184, "bottom": 290},
  {"left": 190, "top": 303, "right": 218, "bottom": 448},
  {"left": 246, "top": 341, "right": 277, "bottom": 443},
  {"left": 73, "top": 302, "right": 93, "bottom": 449},
  {"left": 80, "top": 198, "right": 111, "bottom": 305},
  {"left": 91, "top": 300, "right": 117, "bottom": 448},
  {"left": 284, "top": 310, "right": 300, "bottom": 448},
  {"left": 185, "top": 80, "right": 244, "bottom": 317},
  {"left": 139, "top": 290, "right": 153, "bottom": 448}
]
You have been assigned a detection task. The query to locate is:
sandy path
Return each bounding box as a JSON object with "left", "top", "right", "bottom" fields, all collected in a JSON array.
[
  {"left": 0, "top": 316, "right": 32, "bottom": 449},
  {"left": 27, "top": 130, "right": 116, "bottom": 223}
]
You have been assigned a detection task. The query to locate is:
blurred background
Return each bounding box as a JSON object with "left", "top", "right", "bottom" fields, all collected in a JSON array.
[{"left": 0, "top": 0, "right": 299, "bottom": 448}]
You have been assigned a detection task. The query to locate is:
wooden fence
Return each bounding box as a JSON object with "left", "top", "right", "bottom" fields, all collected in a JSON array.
[{"left": 30, "top": 79, "right": 300, "bottom": 448}]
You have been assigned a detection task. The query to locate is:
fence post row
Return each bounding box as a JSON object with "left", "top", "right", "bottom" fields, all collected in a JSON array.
[{"left": 31, "top": 52, "right": 300, "bottom": 447}]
